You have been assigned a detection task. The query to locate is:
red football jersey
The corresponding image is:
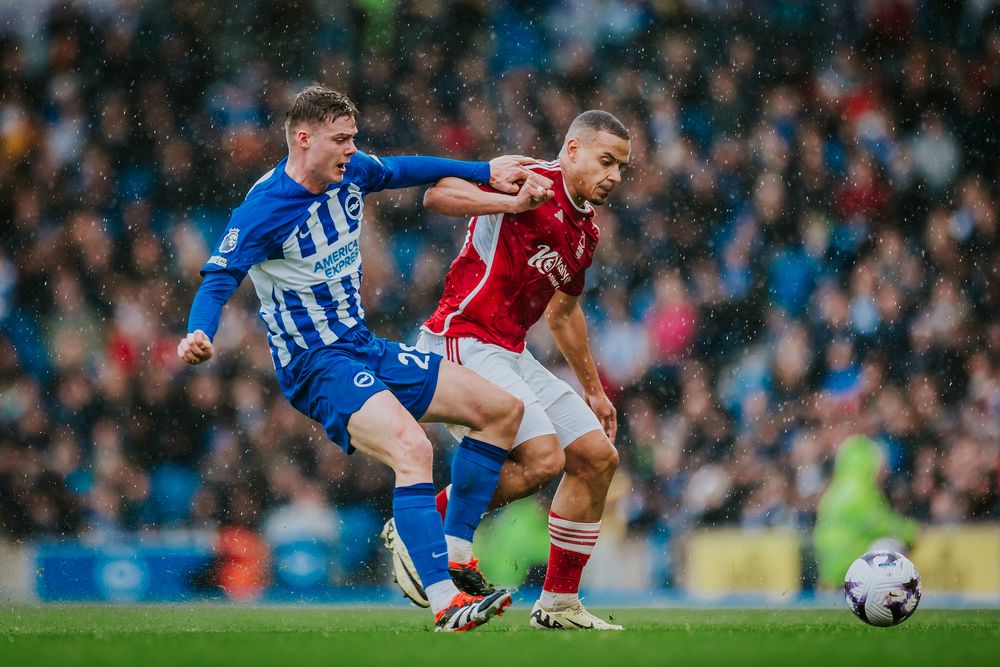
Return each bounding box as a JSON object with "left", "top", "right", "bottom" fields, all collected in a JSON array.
[{"left": 422, "top": 161, "right": 600, "bottom": 352}]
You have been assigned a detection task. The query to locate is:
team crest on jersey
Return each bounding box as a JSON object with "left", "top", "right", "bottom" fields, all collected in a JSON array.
[
  {"left": 219, "top": 227, "right": 240, "bottom": 253},
  {"left": 344, "top": 190, "right": 364, "bottom": 220},
  {"left": 353, "top": 371, "right": 375, "bottom": 388}
]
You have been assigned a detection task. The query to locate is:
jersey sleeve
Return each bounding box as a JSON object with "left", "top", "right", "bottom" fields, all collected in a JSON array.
[
  {"left": 560, "top": 268, "right": 586, "bottom": 296},
  {"left": 187, "top": 271, "right": 240, "bottom": 340},
  {"left": 348, "top": 150, "right": 491, "bottom": 193},
  {"left": 200, "top": 208, "right": 284, "bottom": 280}
]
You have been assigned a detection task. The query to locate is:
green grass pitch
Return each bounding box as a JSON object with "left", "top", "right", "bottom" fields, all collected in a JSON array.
[{"left": 2, "top": 605, "right": 998, "bottom": 667}]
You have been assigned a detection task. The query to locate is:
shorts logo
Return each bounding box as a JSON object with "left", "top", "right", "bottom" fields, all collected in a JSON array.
[
  {"left": 207, "top": 255, "right": 228, "bottom": 267},
  {"left": 344, "top": 192, "right": 364, "bottom": 220},
  {"left": 219, "top": 227, "right": 240, "bottom": 253},
  {"left": 353, "top": 371, "right": 375, "bottom": 388}
]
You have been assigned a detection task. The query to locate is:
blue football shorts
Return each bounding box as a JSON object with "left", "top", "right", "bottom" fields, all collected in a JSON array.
[{"left": 276, "top": 327, "right": 443, "bottom": 453}]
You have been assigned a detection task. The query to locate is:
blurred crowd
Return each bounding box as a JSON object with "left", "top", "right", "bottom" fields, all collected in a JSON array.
[{"left": 2, "top": 0, "right": 999, "bottom": 586}]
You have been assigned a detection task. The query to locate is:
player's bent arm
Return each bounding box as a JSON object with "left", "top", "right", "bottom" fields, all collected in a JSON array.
[
  {"left": 545, "top": 290, "right": 617, "bottom": 441},
  {"left": 424, "top": 178, "right": 519, "bottom": 217},
  {"left": 423, "top": 175, "right": 554, "bottom": 217},
  {"left": 179, "top": 271, "right": 241, "bottom": 364},
  {"left": 544, "top": 290, "right": 603, "bottom": 396}
]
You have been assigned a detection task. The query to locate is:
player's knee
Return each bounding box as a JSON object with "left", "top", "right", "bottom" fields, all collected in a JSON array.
[
  {"left": 530, "top": 443, "right": 565, "bottom": 485},
  {"left": 477, "top": 390, "right": 523, "bottom": 437},
  {"left": 499, "top": 394, "right": 525, "bottom": 436},
  {"left": 603, "top": 442, "right": 621, "bottom": 475},
  {"left": 388, "top": 425, "right": 434, "bottom": 478},
  {"left": 567, "top": 435, "right": 618, "bottom": 479}
]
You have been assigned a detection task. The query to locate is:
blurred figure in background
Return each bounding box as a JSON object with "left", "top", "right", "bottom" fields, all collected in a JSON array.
[{"left": 814, "top": 435, "right": 918, "bottom": 587}]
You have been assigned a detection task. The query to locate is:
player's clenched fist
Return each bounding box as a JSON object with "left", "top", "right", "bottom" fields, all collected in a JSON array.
[
  {"left": 177, "top": 329, "right": 214, "bottom": 365},
  {"left": 512, "top": 172, "right": 555, "bottom": 212},
  {"left": 488, "top": 154, "right": 538, "bottom": 193}
]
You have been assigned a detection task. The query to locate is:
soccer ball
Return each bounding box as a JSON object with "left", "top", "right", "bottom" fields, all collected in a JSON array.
[{"left": 844, "top": 551, "right": 921, "bottom": 627}]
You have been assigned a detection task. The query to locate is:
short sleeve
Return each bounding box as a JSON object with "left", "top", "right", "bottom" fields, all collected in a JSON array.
[
  {"left": 560, "top": 269, "right": 586, "bottom": 296},
  {"left": 344, "top": 150, "right": 392, "bottom": 194}
]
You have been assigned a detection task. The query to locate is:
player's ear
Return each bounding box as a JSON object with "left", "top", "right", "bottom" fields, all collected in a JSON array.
[
  {"left": 292, "top": 125, "right": 310, "bottom": 149},
  {"left": 566, "top": 137, "right": 580, "bottom": 162}
]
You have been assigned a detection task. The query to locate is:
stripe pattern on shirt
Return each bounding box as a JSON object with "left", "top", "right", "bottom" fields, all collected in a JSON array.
[{"left": 248, "top": 182, "right": 367, "bottom": 368}]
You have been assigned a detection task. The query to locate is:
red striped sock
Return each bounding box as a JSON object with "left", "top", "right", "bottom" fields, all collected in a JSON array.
[{"left": 542, "top": 511, "right": 601, "bottom": 595}]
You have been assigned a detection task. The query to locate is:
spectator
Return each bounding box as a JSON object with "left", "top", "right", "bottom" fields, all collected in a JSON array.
[{"left": 0, "top": 2, "right": 996, "bottom": 592}]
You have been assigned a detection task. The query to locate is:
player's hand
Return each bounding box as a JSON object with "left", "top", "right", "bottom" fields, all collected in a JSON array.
[
  {"left": 510, "top": 172, "right": 554, "bottom": 212},
  {"left": 585, "top": 391, "right": 617, "bottom": 443},
  {"left": 488, "top": 155, "right": 537, "bottom": 194},
  {"left": 177, "top": 330, "right": 214, "bottom": 365}
]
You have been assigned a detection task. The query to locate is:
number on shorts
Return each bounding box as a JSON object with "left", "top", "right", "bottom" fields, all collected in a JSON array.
[{"left": 397, "top": 343, "right": 429, "bottom": 370}]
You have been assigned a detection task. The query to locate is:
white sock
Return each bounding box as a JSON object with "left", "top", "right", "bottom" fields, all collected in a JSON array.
[
  {"left": 539, "top": 590, "right": 579, "bottom": 611},
  {"left": 445, "top": 535, "right": 474, "bottom": 564},
  {"left": 426, "top": 579, "right": 461, "bottom": 615}
]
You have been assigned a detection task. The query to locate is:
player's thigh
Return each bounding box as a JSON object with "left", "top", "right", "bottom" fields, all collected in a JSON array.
[
  {"left": 420, "top": 359, "right": 521, "bottom": 428},
  {"left": 367, "top": 338, "right": 444, "bottom": 422},
  {"left": 510, "top": 396, "right": 559, "bottom": 447},
  {"left": 346, "top": 389, "right": 432, "bottom": 472},
  {"left": 418, "top": 332, "right": 541, "bottom": 433},
  {"left": 517, "top": 347, "right": 580, "bottom": 410},
  {"left": 284, "top": 348, "right": 390, "bottom": 454},
  {"left": 546, "top": 391, "right": 606, "bottom": 451}
]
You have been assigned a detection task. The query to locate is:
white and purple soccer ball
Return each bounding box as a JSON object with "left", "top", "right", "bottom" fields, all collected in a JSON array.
[{"left": 844, "top": 551, "right": 922, "bottom": 627}]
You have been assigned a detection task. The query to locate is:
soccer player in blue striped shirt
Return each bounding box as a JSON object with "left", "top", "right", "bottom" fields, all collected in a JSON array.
[{"left": 177, "top": 85, "right": 548, "bottom": 631}]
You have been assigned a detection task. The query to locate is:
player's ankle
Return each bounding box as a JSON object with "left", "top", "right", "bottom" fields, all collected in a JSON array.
[
  {"left": 445, "top": 535, "right": 474, "bottom": 563},
  {"left": 426, "top": 580, "right": 461, "bottom": 615},
  {"left": 539, "top": 590, "right": 579, "bottom": 611}
]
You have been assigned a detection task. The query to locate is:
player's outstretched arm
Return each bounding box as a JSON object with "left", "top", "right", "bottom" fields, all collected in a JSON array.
[
  {"left": 366, "top": 153, "right": 539, "bottom": 195},
  {"left": 423, "top": 173, "right": 554, "bottom": 218},
  {"left": 545, "top": 290, "right": 617, "bottom": 443}
]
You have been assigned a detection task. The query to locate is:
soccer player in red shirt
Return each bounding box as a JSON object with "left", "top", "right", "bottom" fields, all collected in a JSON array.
[{"left": 382, "top": 111, "right": 630, "bottom": 630}]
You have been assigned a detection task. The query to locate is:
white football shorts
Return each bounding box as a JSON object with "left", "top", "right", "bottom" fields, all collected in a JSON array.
[{"left": 415, "top": 330, "right": 603, "bottom": 449}]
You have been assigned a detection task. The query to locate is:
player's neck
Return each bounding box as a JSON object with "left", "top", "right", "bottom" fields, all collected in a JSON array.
[
  {"left": 558, "top": 158, "right": 588, "bottom": 210},
  {"left": 284, "top": 155, "right": 328, "bottom": 194}
]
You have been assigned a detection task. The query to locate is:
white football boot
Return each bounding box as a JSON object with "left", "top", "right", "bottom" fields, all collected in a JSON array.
[
  {"left": 529, "top": 600, "right": 624, "bottom": 630},
  {"left": 380, "top": 517, "right": 429, "bottom": 608}
]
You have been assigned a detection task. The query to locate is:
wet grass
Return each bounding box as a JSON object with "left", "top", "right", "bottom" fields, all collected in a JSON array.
[{"left": 1, "top": 605, "right": 997, "bottom": 667}]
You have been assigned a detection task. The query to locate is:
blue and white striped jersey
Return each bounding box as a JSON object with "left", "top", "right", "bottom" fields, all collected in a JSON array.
[{"left": 199, "top": 150, "right": 488, "bottom": 369}]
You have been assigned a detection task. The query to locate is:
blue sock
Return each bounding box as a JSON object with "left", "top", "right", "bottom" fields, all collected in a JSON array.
[
  {"left": 444, "top": 437, "right": 508, "bottom": 542},
  {"left": 393, "top": 483, "right": 451, "bottom": 587}
]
